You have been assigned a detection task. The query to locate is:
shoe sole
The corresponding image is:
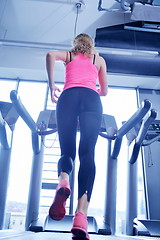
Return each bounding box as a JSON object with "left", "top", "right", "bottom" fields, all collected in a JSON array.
[
  {"left": 49, "top": 187, "right": 71, "bottom": 221},
  {"left": 72, "top": 235, "right": 89, "bottom": 240},
  {"left": 72, "top": 231, "right": 90, "bottom": 240},
  {"left": 71, "top": 227, "right": 87, "bottom": 238}
]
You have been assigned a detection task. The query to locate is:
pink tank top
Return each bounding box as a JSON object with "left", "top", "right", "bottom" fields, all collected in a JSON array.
[{"left": 63, "top": 53, "right": 98, "bottom": 93}]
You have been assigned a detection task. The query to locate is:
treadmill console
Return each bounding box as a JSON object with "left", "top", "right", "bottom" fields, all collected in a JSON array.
[
  {"left": 146, "top": 120, "right": 160, "bottom": 139},
  {"left": 148, "top": 120, "right": 160, "bottom": 131}
]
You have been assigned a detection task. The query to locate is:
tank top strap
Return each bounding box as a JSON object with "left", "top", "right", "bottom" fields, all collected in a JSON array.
[{"left": 93, "top": 54, "right": 96, "bottom": 64}]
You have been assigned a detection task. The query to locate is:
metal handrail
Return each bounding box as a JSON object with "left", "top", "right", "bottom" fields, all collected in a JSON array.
[
  {"left": 111, "top": 99, "right": 151, "bottom": 159},
  {"left": 129, "top": 109, "right": 157, "bottom": 164}
]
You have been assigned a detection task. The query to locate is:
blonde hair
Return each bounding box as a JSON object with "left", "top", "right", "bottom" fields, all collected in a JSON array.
[{"left": 71, "top": 33, "right": 95, "bottom": 55}]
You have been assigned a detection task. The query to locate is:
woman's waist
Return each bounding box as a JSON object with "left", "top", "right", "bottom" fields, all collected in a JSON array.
[{"left": 63, "top": 82, "right": 98, "bottom": 93}]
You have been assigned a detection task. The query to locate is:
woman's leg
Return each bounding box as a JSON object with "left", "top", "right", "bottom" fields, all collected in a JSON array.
[
  {"left": 77, "top": 111, "right": 102, "bottom": 213},
  {"left": 71, "top": 89, "right": 102, "bottom": 240},
  {"left": 71, "top": 111, "right": 102, "bottom": 239},
  {"left": 49, "top": 89, "right": 79, "bottom": 220},
  {"left": 56, "top": 89, "right": 79, "bottom": 176}
]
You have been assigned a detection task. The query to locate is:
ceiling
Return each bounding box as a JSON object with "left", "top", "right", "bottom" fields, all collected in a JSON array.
[{"left": 0, "top": 0, "right": 160, "bottom": 89}]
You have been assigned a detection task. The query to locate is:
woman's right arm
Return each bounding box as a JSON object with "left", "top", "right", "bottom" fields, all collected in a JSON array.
[
  {"left": 46, "top": 51, "right": 67, "bottom": 103},
  {"left": 97, "top": 56, "right": 108, "bottom": 96}
]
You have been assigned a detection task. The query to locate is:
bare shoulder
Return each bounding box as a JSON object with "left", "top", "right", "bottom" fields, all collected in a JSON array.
[
  {"left": 97, "top": 55, "right": 106, "bottom": 64},
  {"left": 46, "top": 50, "right": 68, "bottom": 62},
  {"left": 95, "top": 55, "right": 106, "bottom": 70}
]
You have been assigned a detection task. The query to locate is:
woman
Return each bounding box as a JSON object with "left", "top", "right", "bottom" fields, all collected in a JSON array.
[{"left": 46, "top": 33, "right": 108, "bottom": 240}]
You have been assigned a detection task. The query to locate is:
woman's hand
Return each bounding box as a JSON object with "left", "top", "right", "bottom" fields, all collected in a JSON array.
[
  {"left": 97, "top": 88, "right": 107, "bottom": 96},
  {"left": 50, "top": 86, "right": 61, "bottom": 103}
]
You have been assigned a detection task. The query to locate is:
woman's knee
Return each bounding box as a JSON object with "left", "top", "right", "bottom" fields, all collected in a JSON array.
[
  {"left": 58, "top": 155, "right": 74, "bottom": 176},
  {"left": 79, "top": 152, "right": 95, "bottom": 171}
]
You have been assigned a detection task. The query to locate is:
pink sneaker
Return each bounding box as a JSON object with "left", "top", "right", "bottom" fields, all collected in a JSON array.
[
  {"left": 49, "top": 179, "right": 71, "bottom": 221},
  {"left": 71, "top": 212, "right": 90, "bottom": 240}
]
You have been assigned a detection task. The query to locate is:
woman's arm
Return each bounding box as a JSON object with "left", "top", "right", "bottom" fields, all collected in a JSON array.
[
  {"left": 46, "top": 51, "right": 67, "bottom": 103},
  {"left": 97, "top": 56, "right": 108, "bottom": 96}
]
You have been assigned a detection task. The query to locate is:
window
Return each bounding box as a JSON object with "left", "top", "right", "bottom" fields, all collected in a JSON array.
[{"left": 0, "top": 80, "right": 17, "bottom": 102}]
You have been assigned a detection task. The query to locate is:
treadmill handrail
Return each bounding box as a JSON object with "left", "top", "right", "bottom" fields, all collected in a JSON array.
[
  {"left": 142, "top": 134, "right": 160, "bottom": 146},
  {"left": 129, "top": 109, "right": 157, "bottom": 164},
  {"left": 10, "top": 90, "right": 37, "bottom": 133},
  {"left": 111, "top": 99, "right": 151, "bottom": 159},
  {"left": 99, "top": 131, "right": 116, "bottom": 140},
  {"left": 117, "top": 99, "right": 151, "bottom": 138},
  {"left": 0, "top": 123, "right": 9, "bottom": 149},
  {"left": 37, "top": 128, "right": 57, "bottom": 136},
  {"left": 136, "top": 109, "right": 157, "bottom": 146}
]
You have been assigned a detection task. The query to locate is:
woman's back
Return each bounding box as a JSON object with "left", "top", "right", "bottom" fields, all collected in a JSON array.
[{"left": 64, "top": 52, "right": 98, "bottom": 92}]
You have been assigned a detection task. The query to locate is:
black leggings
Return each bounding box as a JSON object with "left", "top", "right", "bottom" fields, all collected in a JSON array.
[{"left": 56, "top": 87, "right": 102, "bottom": 201}]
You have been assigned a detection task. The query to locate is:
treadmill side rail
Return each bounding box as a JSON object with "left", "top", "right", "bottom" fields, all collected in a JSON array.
[{"left": 133, "top": 218, "right": 160, "bottom": 237}]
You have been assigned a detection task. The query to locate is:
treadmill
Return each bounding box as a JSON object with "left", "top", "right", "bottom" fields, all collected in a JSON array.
[
  {"left": 125, "top": 107, "right": 160, "bottom": 236},
  {"left": 0, "top": 101, "right": 19, "bottom": 230},
  {"left": 133, "top": 120, "right": 160, "bottom": 236},
  {"left": 10, "top": 89, "right": 118, "bottom": 235},
  {"left": 10, "top": 90, "right": 153, "bottom": 236}
]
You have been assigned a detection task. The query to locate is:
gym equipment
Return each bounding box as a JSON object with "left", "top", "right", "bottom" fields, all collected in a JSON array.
[
  {"left": 133, "top": 120, "right": 160, "bottom": 236},
  {"left": 10, "top": 90, "right": 154, "bottom": 235},
  {"left": 10, "top": 89, "right": 118, "bottom": 234},
  {"left": 0, "top": 102, "right": 19, "bottom": 229},
  {"left": 125, "top": 109, "right": 160, "bottom": 236},
  {"left": 9, "top": 90, "right": 57, "bottom": 231},
  {"left": 99, "top": 99, "right": 153, "bottom": 235}
]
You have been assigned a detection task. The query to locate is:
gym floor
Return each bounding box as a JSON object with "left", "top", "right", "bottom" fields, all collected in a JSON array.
[{"left": 0, "top": 231, "right": 160, "bottom": 240}]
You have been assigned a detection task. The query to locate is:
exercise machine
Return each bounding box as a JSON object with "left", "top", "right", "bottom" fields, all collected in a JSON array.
[
  {"left": 10, "top": 90, "right": 154, "bottom": 236},
  {"left": 10, "top": 90, "right": 117, "bottom": 234},
  {"left": 125, "top": 108, "right": 160, "bottom": 236},
  {"left": 0, "top": 102, "right": 19, "bottom": 229},
  {"left": 133, "top": 120, "right": 160, "bottom": 236},
  {"left": 100, "top": 99, "right": 154, "bottom": 235}
]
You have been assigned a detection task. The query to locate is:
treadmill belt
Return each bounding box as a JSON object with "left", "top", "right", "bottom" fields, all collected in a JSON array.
[{"left": 1, "top": 232, "right": 159, "bottom": 240}]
